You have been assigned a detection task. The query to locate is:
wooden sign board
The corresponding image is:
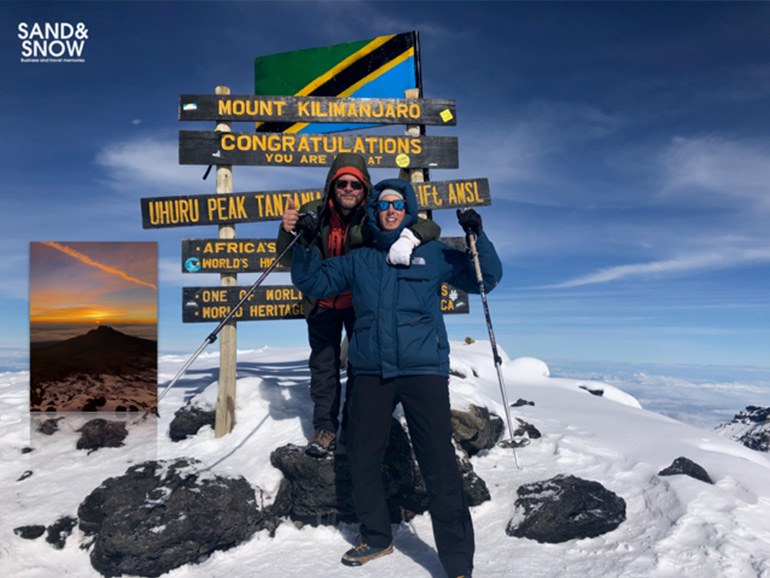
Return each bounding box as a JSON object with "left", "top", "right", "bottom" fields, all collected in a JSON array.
[
  {"left": 178, "top": 130, "right": 459, "bottom": 169},
  {"left": 182, "top": 238, "right": 288, "bottom": 273},
  {"left": 182, "top": 237, "right": 466, "bottom": 274},
  {"left": 183, "top": 283, "right": 469, "bottom": 323},
  {"left": 141, "top": 178, "right": 488, "bottom": 229},
  {"left": 142, "top": 188, "right": 322, "bottom": 229},
  {"left": 183, "top": 286, "right": 304, "bottom": 322},
  {"left": 179, "top": 95, "right": 456, "bottom": 126},
  {"left": 414, "top": 179, "right": 490, "bottom": 211}
]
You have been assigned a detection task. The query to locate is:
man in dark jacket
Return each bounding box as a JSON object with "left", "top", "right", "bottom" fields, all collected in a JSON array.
[
  {"left": 277, "top": 154, "right": 441, "bottom": 457},
  {"left": 291, "top": 178, "right": 502, "bottom": 578}
]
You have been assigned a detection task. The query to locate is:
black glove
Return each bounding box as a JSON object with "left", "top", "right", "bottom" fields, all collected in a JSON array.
[
  {"left": 294, "top": 211, "right": 320, "bottom": 248},
  {"left": 457, "top": 208, "right": 483, "bottom": 236}
]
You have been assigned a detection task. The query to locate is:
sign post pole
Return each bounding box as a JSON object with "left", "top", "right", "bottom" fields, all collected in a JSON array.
[
  {"left": 399, "top": 88, "right": 425, "bottom": 185},
  {"left": 214, "top": 85, "right": 237, "bottom": 438},
  {"left": 400, "top": 88, "right": 430, "bottom": 224}
]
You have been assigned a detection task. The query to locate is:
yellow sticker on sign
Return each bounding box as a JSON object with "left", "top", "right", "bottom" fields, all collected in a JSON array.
[
  {"left": 440, "top": 109, "right": 454, "bottom": 123},
  {"left": 396, "top": 154, "right": 410, "bottom": 168}
]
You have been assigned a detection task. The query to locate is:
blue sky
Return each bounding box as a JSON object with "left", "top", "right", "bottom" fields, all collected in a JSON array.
[{"left": 2, "top": 1, "right": 770, "bottom": 373}]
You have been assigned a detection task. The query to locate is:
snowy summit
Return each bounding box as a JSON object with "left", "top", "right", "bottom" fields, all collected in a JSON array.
[{"left": 1, "top": 341, "right": 769, "bottom": 578}]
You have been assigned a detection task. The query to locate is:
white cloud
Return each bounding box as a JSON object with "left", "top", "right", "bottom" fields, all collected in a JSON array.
[
  {"left": 545, "top": 245, "right": 770, "bottom": 289},
  {"left": 96, "top": 137, "right": 195, "bottom": 190},
  {"left": 661, "top": 135, "right": 770, "bottom": 210},
  {"left": 460, "top": 100, "right": 627, "bottom": 202},
  {"left": 95, "top": 136, "right": 329, "bottom": 195}
]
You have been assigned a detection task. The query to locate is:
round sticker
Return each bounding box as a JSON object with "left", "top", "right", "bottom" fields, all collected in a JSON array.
[
  {"left": 185, "top": 257, "right": 201, "bottom": 273},
  {"left": 396, "top": 153, "right": 410, "bottom": 168}
]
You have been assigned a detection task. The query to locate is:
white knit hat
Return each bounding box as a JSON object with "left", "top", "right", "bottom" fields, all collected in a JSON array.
[{"left": 377, "top": 188, "right": 404, "bottom": 201}]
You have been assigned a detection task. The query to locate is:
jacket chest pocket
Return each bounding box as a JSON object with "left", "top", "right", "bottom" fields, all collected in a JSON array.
[{"left": 397, "top": 270, "right": 434, "bottom": 313}]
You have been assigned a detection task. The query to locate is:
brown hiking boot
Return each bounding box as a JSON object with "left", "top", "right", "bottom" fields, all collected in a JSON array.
[
  {"left": 305, "top": 429, "right": 336, "bottom": 458},
  {"left": 341, "top": 542, "right": 394, "bottom": 566}
]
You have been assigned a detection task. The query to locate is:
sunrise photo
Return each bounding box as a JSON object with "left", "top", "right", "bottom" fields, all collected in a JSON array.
[{"left": 29, "top": 241, "right": 157, "bottom": 412}]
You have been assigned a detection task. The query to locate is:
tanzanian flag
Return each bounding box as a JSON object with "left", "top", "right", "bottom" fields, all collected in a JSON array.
[{"left": 254, "top": 31, "right": 420, "bottom": 134}]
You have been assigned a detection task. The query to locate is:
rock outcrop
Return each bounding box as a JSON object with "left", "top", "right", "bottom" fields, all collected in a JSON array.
[
  {"left": 78, "top": 458, "right": 269, "bottom": 577},
  {"left": 270, "top": 417, "right": 490, "bottom": 526},
  {"left": 506, "top": 474, "right": 626, "bottom": 543},
  {"left": 658, "top": 456, "right": 713, "bottom": 484},
  {"left": 715, "top": 405, "right": 770, "bottom": 452}
]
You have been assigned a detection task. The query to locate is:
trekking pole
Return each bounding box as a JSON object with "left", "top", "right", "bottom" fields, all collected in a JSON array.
[
  {"left": 467, "top": 231, "right": 521, "bottom": 469},
  {"left": 154, "top": 232, "right": 304, "bottom": 411}
]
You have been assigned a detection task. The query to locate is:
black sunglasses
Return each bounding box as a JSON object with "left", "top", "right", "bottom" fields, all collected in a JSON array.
[
  {"left": 335, "top": 179, "right": 364, "bottom": 191},
  {"left": 378, "top": 199, "right": 405, "bottom": 211}
]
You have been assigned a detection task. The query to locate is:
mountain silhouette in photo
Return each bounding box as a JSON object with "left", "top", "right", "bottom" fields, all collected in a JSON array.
[{"left": 30, "top": 325, "right": 157, "bottom": 413}]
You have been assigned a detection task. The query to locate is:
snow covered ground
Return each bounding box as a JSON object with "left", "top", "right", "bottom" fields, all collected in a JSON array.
[{"left": 1, "top": 341, "right": 769, "bottom": 578}]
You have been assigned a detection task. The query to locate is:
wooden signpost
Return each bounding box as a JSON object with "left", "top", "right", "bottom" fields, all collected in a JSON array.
[
  {"left": 144, "top": 82, "right": 493, "bottom": 437},
  {"left": 183, "top": 285, "right": 304, "bottom": 322},
  {"left": 179, "top": 94, "right": 457, "bottom": 126},
  {"left": 182, "top": 238, "right": 287, "bottom": 273},
  {"left": 178, "top": 130, "right": 459, "bottom": 169},
  {"left": 141, "top": 178, "right": 489, "bottom": 229},
  {"left": 180, "top": 237, "right": 469, "bottom": 275},
  {"left": 182, "top": 283, "right": 470, "bottom": 323}
]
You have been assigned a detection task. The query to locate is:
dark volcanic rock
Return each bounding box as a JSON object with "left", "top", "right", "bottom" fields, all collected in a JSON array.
[
  {"left": 270, "top": 445, "right": 356, "bottom": 525},
  {"left": 658, "top": 456, "right": 713, "bottom": 484},
  {"left": 16, "top": 470, "right": 33, "bottom": 481},
  {"left": 506, "top": 474, "right": 626, "bottom": 543},
  {"left": 78, "top": 458, "right": 265, "bottom": 578},
  {"left": 579, "top": 385, "right": 604, "bottom": 397},
  {"left": 451, "top": 405, "right": 505, "bottom": 456},
  {"left": 46, "top": 516, "right": 77, "bottom": 549},
  {"left": 82, "top": 396, "right": 108, "bottom": 411},
  {"left": 500, "top": 417, "right": 541, "bottom": 449},
  {"left": 14, "top": 525, "right": 46, "bottom": 540},
  {"left": 31, "top": 325, "right": 156, "bottom": 385},
  {"left": 30, "top": 325, "right": 157, "bottom": 412},
  {"left": 76, "top": 419, "right": 128, "bottom": 452},
  {"left": 716, "top": 405, "right": 770, "bottom": 452},
  {"left": 270, "top": 418, "right": 490, "bottom": 526},
  {"left": 513, "top": 418, "right": 541, "bottom": 440},
  {"left": 511, "top": 398, "right": 535, "bottom": 407},
  {"left": 37, "top": 417, "right": 65, "bottom": 435},
  {"left": 169, "top": 405, "right": 216, "bottom": 441}
]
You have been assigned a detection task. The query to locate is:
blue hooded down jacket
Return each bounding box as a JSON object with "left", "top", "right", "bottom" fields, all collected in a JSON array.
[{"left": 291, "top": 178, "right": 503, "bottom": 378}]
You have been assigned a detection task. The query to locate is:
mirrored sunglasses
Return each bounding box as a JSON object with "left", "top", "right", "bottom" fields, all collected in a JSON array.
[
  {"left": 335, "top": 179, "right": 364, "bottom": 191},
  {"left": 378, "top": 199, "right": 405, "bottom": 211}
]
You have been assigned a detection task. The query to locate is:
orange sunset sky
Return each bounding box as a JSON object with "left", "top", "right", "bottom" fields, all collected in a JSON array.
[{"left": 30, "top": 242, "right": 157, "bottom": 341}]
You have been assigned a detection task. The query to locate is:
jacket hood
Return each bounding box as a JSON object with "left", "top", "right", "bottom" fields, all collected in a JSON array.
[
  {"left": 322, "top": 153, "right": 372, "bottom": 205},
  {"left": 366, "top": 178, "right": 419, "bottom": 249}
]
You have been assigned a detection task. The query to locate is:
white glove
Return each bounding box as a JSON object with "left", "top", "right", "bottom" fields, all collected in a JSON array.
[{"left": 387, "top": 228, "right": 420, "bottom": 266}]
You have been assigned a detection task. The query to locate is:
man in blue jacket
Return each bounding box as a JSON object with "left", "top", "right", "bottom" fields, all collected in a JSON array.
[{"left": 291, "top": 178, "right": 502, "bottom": 578}]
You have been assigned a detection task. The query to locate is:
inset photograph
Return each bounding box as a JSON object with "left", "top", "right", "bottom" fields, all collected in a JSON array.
[{"left": 29, "top": 242, "right": 158, "bottom": 412}]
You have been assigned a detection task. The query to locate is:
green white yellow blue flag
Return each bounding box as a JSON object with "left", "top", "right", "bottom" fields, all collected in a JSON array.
[{"left": 254, "top": 31, "right": 420, "bottom": 133}]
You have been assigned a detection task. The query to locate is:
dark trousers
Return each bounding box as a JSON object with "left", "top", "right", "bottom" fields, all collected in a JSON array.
[
  {"left": 307, "top": 306, "right": 356, "bottom": 434},
  {"left": 347, "top": 374, "right": 475, "bottom": 578}
]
